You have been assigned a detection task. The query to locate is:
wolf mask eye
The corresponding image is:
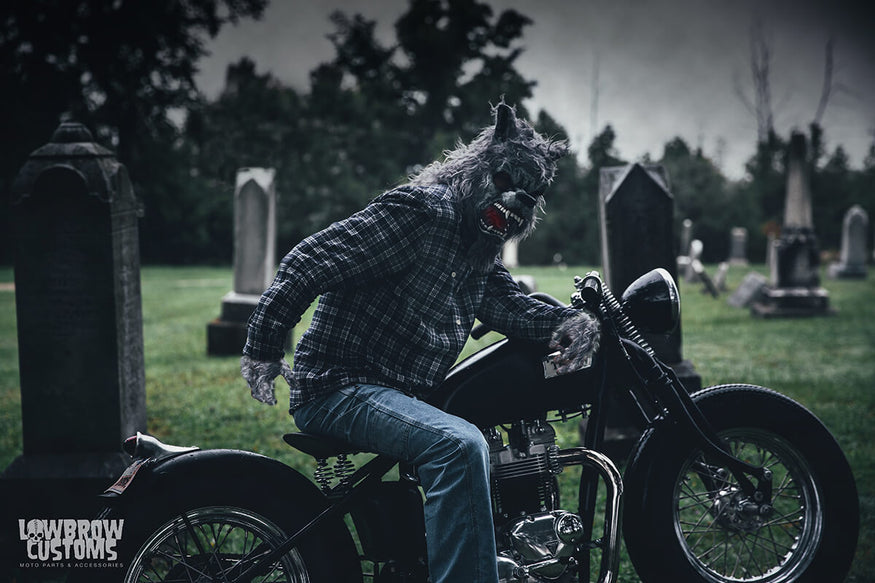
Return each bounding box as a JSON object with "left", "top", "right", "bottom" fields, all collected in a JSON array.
[
  {"left": 493, "top": 170, "right": 547, "bottom": 200},
  {"left": 492, "top": 171, "right": 513, "bottom": 192}
]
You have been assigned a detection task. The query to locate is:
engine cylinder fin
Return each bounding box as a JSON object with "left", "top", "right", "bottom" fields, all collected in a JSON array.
[
  {"left": 493, "top": 467, "right": 550, "bottom": 479},
  {"left": 492, "top": 462, "right": 550, "bottom": 479}
]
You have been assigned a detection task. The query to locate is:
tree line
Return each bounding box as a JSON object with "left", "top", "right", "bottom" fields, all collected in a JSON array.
[{"left": 2, "top": 0, "right": 873, "bottom": 266}]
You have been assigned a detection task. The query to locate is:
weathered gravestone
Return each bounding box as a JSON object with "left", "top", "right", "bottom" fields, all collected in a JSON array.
[
  {"left": 828, "top": 205, "right": 868, "bottom": 279},
  {"left": 685, "top": 240, "right": 719, "bottom": 298},
  {"left": 599, "top": 163, "right": 700, "bottom": 389},
  {"left": 2, "top": 122, "right": 146, "bottom": 523},
  {"left": 207, "top": 168, "right": 286, "bottom": 355},
  {"left": 752, "top": 133, "right": 833, "bottom": 317},
  {"left": 676, "top": 218, "right": 693, "bottom": 275},
  {"left": 686, "top": 239, "right": 703, "bottom": 282},
  {"left": 714, "top": 262, "right": 730, "bottom": 293},
  {"left": 728, "top": 271, "right": 768, "bottom": 308},
  {"left": 680, "top": 218, "right": 694, "bottom": 258},
  {"left": 729, "top": 227, "right": 749, "bottom": 266},
  {"left": 502, "top": 239, "right": 520, "bottom": 269}
]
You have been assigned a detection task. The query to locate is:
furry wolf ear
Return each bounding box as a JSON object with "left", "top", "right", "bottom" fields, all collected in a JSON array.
[
  {"left": 492, "top": 103, "right": 519, "bottom": 142},
  {"left": 547, "top": 139, "right": 570, "bottom": 163}
]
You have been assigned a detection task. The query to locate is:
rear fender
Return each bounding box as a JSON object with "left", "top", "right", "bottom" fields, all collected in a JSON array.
[{"left": 106, "top": 448, "right": 327, "bottom": 513}]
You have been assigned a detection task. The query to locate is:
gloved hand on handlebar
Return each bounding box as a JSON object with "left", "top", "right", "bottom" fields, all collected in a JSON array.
[
  {"left": 240, "top": 355, "right": 295, "bottom": 406},
  {"left": 549, "top": 309, "right": 601, "bottom": 375}
]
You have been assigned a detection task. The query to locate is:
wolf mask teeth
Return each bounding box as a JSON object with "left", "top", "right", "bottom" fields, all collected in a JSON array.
[{"left": 479, "top": 200, "right": 526, "bottom": 240}]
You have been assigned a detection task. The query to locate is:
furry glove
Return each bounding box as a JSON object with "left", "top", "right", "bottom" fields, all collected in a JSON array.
[
  {"left": 240, "top": 355, "right": 295, "bottom": 406},
  {"left": 549, "top": 309, "right": 601, "bottom": 375}
]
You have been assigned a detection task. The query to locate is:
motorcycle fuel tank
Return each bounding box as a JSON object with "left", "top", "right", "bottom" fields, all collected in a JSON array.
[{"left": 428, "top": 338, "right": 599, "bottom": 427}]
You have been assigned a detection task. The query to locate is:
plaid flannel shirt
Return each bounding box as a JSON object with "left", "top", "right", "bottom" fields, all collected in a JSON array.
[{"left": 244, "top": 183, "right": 577, "bottom": 410}]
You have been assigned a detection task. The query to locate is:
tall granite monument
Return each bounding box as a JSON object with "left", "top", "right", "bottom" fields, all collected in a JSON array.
[
  {"left": 2, "top": 122, "right": 146, "bottom": 529},
  {"left": 752, "top": 132, "right": 833, "bottom": 317},
  {"left": 207, "top": 167, "right": 281, "bottom": 355}
]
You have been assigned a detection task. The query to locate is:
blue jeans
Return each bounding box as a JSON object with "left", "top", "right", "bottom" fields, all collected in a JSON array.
[{"left": 292, "top": 384, "right": 499, "bottom": 583}]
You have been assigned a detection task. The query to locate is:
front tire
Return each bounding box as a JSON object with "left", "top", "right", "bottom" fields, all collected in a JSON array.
[{"left": 623, "top": 384, "right": 859, "bottom": 583}]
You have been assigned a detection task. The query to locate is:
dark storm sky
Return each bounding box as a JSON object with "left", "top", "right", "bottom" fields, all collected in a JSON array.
[{"left": 196, "top": 0, "right": 875, "bottom": 180}]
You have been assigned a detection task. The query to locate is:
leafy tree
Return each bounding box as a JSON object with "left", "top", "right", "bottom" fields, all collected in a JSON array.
[
  {"left": 323, "top": 0, "right": 536, "bottom": 167},
  {"left": 852, "top": 143, "right": 875, "bottom": 234},
  {"left": 564, "top": 125, "right": 626, "bottom": 266},
  {"left": 182, "top": 1, "right": 542, "bottom": 263},
  {"left": 730, "top": 130, "right": 787, "bottom": 261},
  {"left": 518, "top": 111, "right": 592, "bottom": 265},
  {"left": 395, "top": 0, "right": 534, "bottom": 141},
  {"left": 521, "top": 124, "right": 627, "bottom": 266},
  {"left": 812, "top": 143, "right": 855, "bottom": 250},
  {"left": 1, "top": 0, "right": 267, "bottom": 262},
  {"left": 185, "top": 58, "right": 311, "bottom": 254},
  {"left": 659, "top": 137, "right": 742, "bottom": 262}
]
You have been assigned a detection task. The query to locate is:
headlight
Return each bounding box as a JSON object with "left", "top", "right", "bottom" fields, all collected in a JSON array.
[{"left": 620, "top": 268, "right": 680, "bottom": 334}]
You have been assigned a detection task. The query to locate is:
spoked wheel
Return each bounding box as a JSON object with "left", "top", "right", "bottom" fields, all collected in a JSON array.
[
  {"left": 674, "top": 430, "right": 821, "bottom": 581},
  {"left": 124, "top": 506, "right": 310, "bottom": 583},
  {"left": 623, "top": 384, "right": 859, "bottom": 583}
]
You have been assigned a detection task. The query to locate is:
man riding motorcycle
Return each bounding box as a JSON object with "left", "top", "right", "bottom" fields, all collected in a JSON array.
[{"left": 241, "top": 101, "right": 598, "bottom": 583}]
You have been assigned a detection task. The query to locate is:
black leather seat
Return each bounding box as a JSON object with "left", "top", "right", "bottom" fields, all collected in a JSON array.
[{"left": 283, "top": 432, "right": 358, "bottom": 459}]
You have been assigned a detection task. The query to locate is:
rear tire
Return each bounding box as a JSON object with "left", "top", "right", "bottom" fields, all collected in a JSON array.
[
  {"left": 125, "top": 504, "right": 314, "bottom": 582},
  {"left": 623, "top": 384, "right": 859, "bottom": 582},
  {"left": 91, "top": 487, "right": 361, "bottom": 583}
]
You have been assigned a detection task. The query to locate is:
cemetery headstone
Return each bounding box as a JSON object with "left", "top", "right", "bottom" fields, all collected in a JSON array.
[
  {"left": 503, "top": 239, "right": 520, "bottom": 269},
  {"left": 684, "top": 240, "right": 719, "bottom": 298},
  {"left": 676, "top": 218, "right": 694, "bottom": 277},
  {"left": 728, "top": 227, "right": 749, "bottom": 266},
  {"left": 2, "top": 122, "right": 146, "bottom": 526},
  {"left": 728, "top": 272, "right": 768, "bottom": 308},
  {"left": 599, "top": 163, "right": 699, "bottom": 388},
  {"left": 752, "top": 132, "right": 833, "bottom": 317},
  {"left": 686, "top": 239, "right": 703, "bottom": 282},
  {"left": 828, "top": 205, "right": 868, "bottom": 279},
  {"left": 766, "top": 233, "right": 778, "bottom": 285},
  {"left": 680, "top": 218, "right": 693, "bottom": 258},
  {"left": 207, "top": 168, "right": 289, "bottom": 355},
  {"left": 594, "top": 163, "right": 700, "bottom": 456},
  {"left": 714, "top": 262, "right": 730, "bottom": 293}
]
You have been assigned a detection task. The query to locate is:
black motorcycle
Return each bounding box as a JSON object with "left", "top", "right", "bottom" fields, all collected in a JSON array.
[{"left": 93, "top": 269, "right": 859, "bottom": 583}]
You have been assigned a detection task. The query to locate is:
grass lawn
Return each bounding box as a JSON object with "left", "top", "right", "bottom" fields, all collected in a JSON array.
[{"left": 0, "top": 263, "right": 872, "bottom": 581}]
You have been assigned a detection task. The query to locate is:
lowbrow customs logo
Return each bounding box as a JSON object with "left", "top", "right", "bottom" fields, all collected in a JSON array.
[{"left": 18, "top": 518, "right": 124, "bottom": 562}]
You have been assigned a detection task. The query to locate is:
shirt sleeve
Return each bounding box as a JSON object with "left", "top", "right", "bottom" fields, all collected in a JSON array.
[
  {"left": 243, "top": 189, "right": 435, "bottom": 361},
  {"left": 476, "top": 261, "right": 579, "bottom": 343}
]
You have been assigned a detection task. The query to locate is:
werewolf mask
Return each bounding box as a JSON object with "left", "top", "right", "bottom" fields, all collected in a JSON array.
[{"left": 409, "top": 102, "right": 568, "bottom": 271}]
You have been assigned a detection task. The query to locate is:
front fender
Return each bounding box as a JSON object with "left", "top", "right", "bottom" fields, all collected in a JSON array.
[{"left": 106, "top": 448, "right": 327, "bottom": 512}]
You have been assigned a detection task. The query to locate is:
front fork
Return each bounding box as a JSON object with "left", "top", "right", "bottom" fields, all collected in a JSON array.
[
  {"left": 574, "top": 339, "right": 775, "bottom": 583},
  {"left": 653, "top": 372, "right": 772, "bottom": 504},
  {"left": 622, "top": 338, "right": 774, "bottom": 506}
]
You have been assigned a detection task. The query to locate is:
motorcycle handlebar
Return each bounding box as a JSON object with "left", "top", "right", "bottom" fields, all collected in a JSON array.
[
  {"left": 573, "top": 272, "right": 603, "bottom": 310},
  {"left": 470, "top": 290, "right": 574, "bottom": 340},
  {"left": 470, "top": 323, "right": 490, "bottom": 340}
]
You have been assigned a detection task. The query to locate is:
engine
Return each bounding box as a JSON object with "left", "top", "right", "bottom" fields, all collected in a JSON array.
[{"left": 486, "top": 420, "right": 586, "bottom": 582}]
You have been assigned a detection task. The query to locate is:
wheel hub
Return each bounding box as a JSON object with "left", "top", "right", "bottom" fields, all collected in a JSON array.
[{"left": 712, "top": 485, "right": 776, "bottom": 534}]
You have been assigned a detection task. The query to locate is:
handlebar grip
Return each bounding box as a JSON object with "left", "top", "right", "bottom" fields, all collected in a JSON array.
[
  {"left": 577, "top": 274, "right": 602, "bottom": 308},
  {"left": 470, "top": 323, "right": 490, "bottom": 340}
]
